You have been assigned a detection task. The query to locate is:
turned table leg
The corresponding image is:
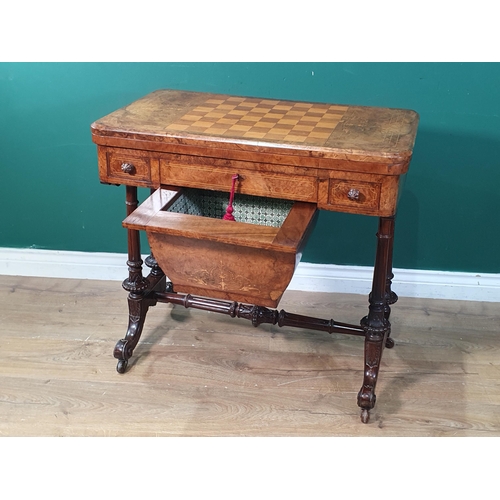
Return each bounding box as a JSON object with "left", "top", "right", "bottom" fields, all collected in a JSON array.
[
  {"left": 357, "top": 216, "right": 395, "bottom": 423},
  {"left": 113, "top": 186, "right": 152, "bottom": 373}
]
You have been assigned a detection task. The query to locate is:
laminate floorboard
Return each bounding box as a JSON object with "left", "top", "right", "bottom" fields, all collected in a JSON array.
[{"left": 1, "top": 275, "right": 499, "bottom": 436}]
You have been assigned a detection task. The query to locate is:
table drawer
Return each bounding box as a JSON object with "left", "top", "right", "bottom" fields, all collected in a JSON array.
[
  {"left": 322, "top": 172, "right": 400, "bottom": 216},
  {"left": 99, "top": 147, "right": 153, "bottom": 185},
  {"left": 159, "top": 155, "right": 318, "bottom": 202},
  {"left": 330, "top": 179, "right": 381, "bottom": 211}
]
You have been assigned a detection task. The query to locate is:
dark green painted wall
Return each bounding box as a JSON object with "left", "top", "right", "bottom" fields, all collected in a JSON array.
[{"left": 1, "top": 62, "right": 499, "bottom": 273}]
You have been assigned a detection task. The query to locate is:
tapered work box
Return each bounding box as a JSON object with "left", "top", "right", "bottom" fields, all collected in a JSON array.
[{"left": 123, "top": 187, "right": 317, "bottom": 308}]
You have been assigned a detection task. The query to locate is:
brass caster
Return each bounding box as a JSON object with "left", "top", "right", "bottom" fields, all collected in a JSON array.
[
  {"left": 385, "top": 337, "right": 395, "bottom": 349},
  {"left": 360, "top": 409, "right": 370, "bottom": 424},
  {"left": 117, "top": 359, "right": 128, "bottom": 374}
]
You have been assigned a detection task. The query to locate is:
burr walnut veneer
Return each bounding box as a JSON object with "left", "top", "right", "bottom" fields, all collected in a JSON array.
[{"left": 91, "top": 89, "right": 419, "bottom": 423}]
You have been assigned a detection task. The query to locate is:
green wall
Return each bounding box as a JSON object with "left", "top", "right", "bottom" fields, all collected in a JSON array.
[{"left": 1, "top": 63, "right": 499, "bottom": 274}]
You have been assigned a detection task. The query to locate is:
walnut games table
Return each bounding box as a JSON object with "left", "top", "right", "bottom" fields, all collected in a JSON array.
[{"left": 91, "top": 89, "right": 419, "bottom": 423}]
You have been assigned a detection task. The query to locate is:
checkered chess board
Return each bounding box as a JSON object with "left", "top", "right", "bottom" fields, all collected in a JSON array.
[{"left": 165, "top": 96, "right": 349, "bottom": 145}]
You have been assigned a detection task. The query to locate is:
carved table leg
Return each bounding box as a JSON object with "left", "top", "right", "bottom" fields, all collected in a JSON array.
[
  {"left": 145, "top": 253, "right": 173, "bottom": 292},
  {"left": 145, "top": 253, "right": 163, "bottom": 278},
  {"left": 114, "top": 290, "right": 151, "bottom": 373},
  {"left": 357, "top": 216, "right": 394, "bottom": 423},
  {"left": 113, "top": 186, "right": 151, "bottom": 374}
]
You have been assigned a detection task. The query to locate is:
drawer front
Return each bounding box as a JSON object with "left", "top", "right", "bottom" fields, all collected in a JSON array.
[
  {"left": 159, "top": 157, "right": 318, "bottom": 202},
  {"left": 100, "top": 148, "right": 153, "bottom": 185},
  {"left": 330, "top": 179, "right": 381, "bottom": 211},
  {"left": 321, "top": 172, "right": 400, "bottom": 216}
]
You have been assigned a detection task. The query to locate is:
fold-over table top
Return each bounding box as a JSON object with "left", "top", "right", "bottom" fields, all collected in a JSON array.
[{"left": 91, "top": 89, "right": 419, "bottom": 169}]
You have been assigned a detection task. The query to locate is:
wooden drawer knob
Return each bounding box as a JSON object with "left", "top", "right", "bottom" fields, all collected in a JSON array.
[
  {"left": 347, "top": 188, "right": 360, "bottom": 201},
  {"left": 121, "top": 162, "right": 136, "bottom": 175}
]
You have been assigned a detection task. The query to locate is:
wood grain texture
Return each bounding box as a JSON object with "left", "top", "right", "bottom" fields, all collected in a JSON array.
[
  {"left": 92, "top": 91, "right": 417, "bottom": 216},
  {"left": 1, "top": 275, "right": 499, "bottom": 437},
  {"left": 123, "top": 189, "right": 317, "bottom": 252},
  {"left": 148, "top": 234, "right": 297, "bottom": 306},
  {"left": 159, "top": 158, "right": 320, "bottom": 202},
  {"left": 122, "top": 188, "right": 317, "bottom": 307},
  {"left": 91, "top": 89, "right": 419, "bottom": 169},
  {"left": 320, "top": 171, "right": 400, "bottom": 216}
]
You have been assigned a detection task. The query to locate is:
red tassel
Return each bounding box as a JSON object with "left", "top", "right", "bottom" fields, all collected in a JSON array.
[{"left": 223, "top": 174, "right": 239, "bottom": 221}]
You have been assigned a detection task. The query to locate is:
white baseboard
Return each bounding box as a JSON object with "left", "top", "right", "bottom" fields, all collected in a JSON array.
[
  {"left": 0, "top": 247, "right": 499, "bottom": 302},
  {"left": 290, "top": 262, "right": 500, "bottom": 302}
]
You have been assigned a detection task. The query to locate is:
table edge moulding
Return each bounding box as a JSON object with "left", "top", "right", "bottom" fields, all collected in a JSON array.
[{"left": 91, "top": 89, "right": 419, "bottom": 424}]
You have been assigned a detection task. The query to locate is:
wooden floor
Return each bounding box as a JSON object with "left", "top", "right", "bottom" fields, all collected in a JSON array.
[{"left": 1, "top": 274, "right": 499, "bottom": 436}]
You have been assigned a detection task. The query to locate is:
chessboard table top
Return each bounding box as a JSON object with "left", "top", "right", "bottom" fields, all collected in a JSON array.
[{"left": 91, "top": 89, "right": 419, "bottom": 167}]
